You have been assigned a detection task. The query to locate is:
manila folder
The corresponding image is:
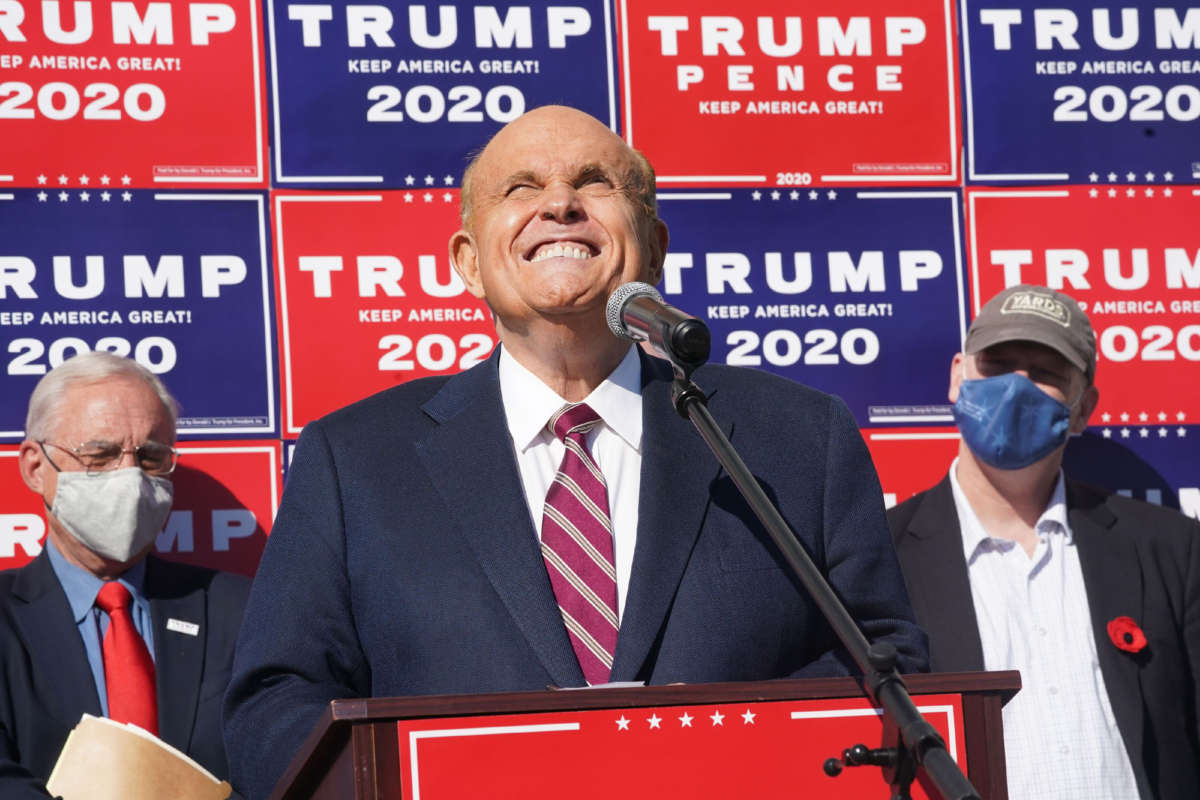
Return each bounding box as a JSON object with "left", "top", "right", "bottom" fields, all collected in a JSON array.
[{"left": 46, "top": 714, "right": 231, "bottom": 800}]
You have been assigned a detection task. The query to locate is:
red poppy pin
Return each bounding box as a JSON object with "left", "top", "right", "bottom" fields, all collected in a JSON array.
[{"left": 1107, "top": 616, "right": 1147, "bottom": 654}]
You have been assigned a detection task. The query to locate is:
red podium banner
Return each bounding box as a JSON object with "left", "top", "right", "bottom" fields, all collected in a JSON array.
[{"left": 397, "top": 694, "right": 966, "bottom": 799}]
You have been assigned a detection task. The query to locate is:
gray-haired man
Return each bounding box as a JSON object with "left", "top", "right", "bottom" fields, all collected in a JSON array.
[{"left": 1, "top": 351, "right": 248, "bottom": 798}]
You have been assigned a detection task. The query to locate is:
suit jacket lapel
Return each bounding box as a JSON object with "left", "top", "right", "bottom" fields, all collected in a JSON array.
[
  {"left": 11, "top": 552, "right": 102, "bottom": 725},
  {"left": 146, "top": 557, "right": 205, "bottom": 751},
  {"left": 1068, "top": 482, "right": 1147, "bottom": 789},
  {"left": 610, "top": 355, "right": 721, "bottom": 682},
  {"left": 895, "top": 476, "right": 986, "bottom": 672},
  {"left": 415, "top": 355, "right": 584, "bottom": 687}
]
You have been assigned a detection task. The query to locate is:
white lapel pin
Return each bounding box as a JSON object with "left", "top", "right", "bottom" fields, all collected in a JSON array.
[{"left": 166, "top": 618, "right": 200, "bottom": 637}]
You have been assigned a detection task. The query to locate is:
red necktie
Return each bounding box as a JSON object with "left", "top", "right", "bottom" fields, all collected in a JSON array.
[
  {"left": 95, "top": 581, "right": 158, "bottom": 734},
  {"left": 540, "top": 403, "right": 619, "bottom": 685}
]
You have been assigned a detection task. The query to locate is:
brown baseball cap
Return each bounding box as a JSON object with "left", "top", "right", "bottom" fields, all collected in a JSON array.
[{"left": 965, "top": 284, "right": 1097, "bottom": 381}]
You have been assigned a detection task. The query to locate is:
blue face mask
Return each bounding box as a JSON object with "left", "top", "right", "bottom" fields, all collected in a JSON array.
[{"left": 953, "top": 372, "right": 1074, "bottom": 470}]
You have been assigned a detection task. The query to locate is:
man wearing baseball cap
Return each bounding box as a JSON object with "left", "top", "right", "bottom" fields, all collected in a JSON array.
[{"left": 888, "top": 284, "right": 1200, "bottom": 800}]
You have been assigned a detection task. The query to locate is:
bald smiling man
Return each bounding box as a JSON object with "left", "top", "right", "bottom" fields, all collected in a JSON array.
[{"left": 223, "top": 106, "right": 926, "bottom": 799}]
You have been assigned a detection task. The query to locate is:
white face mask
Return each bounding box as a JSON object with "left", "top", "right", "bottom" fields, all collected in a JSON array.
[{"left": 50, "top": 467, "right": 174, "bottom": 563}]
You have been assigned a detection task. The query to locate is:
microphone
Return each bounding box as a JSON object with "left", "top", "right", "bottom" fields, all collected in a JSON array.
[{"left": 606, "top": 282, "right": 710, "bottom": 374}]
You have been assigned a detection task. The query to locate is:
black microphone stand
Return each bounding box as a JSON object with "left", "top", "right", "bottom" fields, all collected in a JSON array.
[{"left": 668, "top": 369, "right": 980, "bottom": 800}]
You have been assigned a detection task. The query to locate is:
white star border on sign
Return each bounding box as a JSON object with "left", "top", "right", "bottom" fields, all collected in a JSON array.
[
  {"left": 1096, "top": 169, "right": 1176, "bottom": 186},
  {"left": 1104, "top": 410, "right": 1185, "bottom": 425},
  {"left": 1099, "top": 411, "right": 1189, "bottom": 438}
]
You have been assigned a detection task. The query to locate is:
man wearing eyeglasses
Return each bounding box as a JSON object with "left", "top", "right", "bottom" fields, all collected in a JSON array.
[{"left": 1, "top": 351, "right": 249, "bottom": 799}]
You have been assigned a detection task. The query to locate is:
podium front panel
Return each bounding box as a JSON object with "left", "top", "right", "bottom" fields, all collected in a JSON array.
[{"left": 395, "top": 694, "right": 966, "bottom": 799}]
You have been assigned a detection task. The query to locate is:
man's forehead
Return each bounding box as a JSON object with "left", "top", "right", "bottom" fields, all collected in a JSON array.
[
  {"left": 59, "top": 377, "right": 169, "bottom": 428},
  {"left": 496, "top": 160, "right": 618, "bottom": 185},
  {"left": 474, "top": 111, "right": 632, "bottom": 181},
  {"left": 478, "top": 144, "right": 631, "bottom": 183}
]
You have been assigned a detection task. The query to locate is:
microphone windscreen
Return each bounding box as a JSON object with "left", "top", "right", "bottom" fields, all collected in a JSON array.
[{"left": 606, "top": 281, "right": 663, "bottom": 339}]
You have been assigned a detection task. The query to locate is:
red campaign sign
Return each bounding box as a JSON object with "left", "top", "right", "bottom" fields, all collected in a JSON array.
[
  {"left": 397, "top": 695, "right": 966, "bottom": 798},
  {"left": 0, "top": 441, "right": 277, "bottom": 575},
  {"left": 274, "top": 190, "right": 496, "bottom": 435},
  {"left": 966, "top": 187, "right": 1200, "bottom": 427},
  {"left": 617, "top": 0, "right": 960, "bottom": 187},
  {"left": 863, "top": 427, "right": 960, "bottom": 508},
  {"left": 1, "top": 0, "right": 266, "bottom": 188},
  {"left": 0, "top": 446, "right": 44, "bottom": 568},
  {"left": 162, "top": 440, "right": 278, "bottom": 576}
]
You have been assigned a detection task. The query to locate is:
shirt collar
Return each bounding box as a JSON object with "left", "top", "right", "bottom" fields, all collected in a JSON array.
[
  {"left": 45, "top": 536, "right": 149, "bottom": 623},
  {"left": 949, "top": 458, "right": 1073, "bottom": 563},
  {"left": 498, "top": 344, "right": 643, "bottom": 451},
  {"left": 1039, "top": 471, "right": 1071, "bottom": 541}
]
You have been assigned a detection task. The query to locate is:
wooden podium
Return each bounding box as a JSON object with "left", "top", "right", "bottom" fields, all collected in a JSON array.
[{"left": 269, "top": 671, "right": 1018, "bottom": 800}]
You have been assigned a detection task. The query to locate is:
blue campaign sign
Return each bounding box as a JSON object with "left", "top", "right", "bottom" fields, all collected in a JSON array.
[
  {"left": 1066, "top": 426, "right": 1199, "bottom": 521},
  {"left": 658, "top": 189, "right": 967, "bottom": 427},
  {"left": 0, "top": 190, "right": 275, "bottom": 439},
  {"left": 267, "top": 1, "right": 616, "bottom": 186},
  {"left": 961, "top": 1, "right": 1200, "bottom": 183}
]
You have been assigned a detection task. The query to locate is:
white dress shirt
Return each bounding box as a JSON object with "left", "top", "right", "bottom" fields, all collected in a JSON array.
[
  {"left": 498, "top": 345, "right": 642, "bottom": 622},
  {"left": 949, "top": 459, "right": 1140, "bottom": 800}
]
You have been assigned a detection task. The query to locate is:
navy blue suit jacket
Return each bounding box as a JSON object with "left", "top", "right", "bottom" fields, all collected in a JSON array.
[
  {"left": 889, "top": 476, "right": 1200, "bottom": 800},
  {"left": 0, "top": 553, "right": 250, "bottom": 799},
  {"left": 224, "top": 351, "right": 927, "bottom": 799}
]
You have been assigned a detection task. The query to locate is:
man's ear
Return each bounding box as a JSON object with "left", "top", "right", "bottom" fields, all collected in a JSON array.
[
  {"left": 18, "top": 439, "right": 48, "bottom": 495},
  {"left": 1071, "top": 383, "right": 1100, "bottom": 434},
  {"left": 644, "top": 219, "right": 669, "bottom": 285},
  {"left": 449, "top": 229, "right": 486, "bottom": 300},
  {"left": 948, "top": 352, "right": 967, "bottom": 404}
]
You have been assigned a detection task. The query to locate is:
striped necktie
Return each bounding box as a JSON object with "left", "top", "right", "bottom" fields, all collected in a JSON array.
[{"left": 540, "top": 403, "right": 619, "bottom": 685}]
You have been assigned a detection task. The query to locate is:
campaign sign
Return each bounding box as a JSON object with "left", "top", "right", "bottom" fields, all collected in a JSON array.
[
  {"left": 0, "top": 446, "right": 44, "bottom": 568},
  {"left": 267, "top": 0, "right": 616, "bottom": 186},
  {"left": 862, "top": 427, "right": 960, "bottom": 507},
  {"left": 159, "top": 440, "right": 279, "bottom": 575},
  {"left": 0, "top": 441, "right": 279, "bottom": 574},
  {"left": 864, "top": 425, "right": 1199, "bottom": 521},
  {"left": 659, "top": 189, "right": 966, "bottom": 427},
  {"left": 617, "top": 0, "right": 960, "bottom": 186},
  {"left": 0, "top": 190, "right": 276, "bottom": 439},
  {"left": 1065, "top": 428, "right": 1199, "bottom": 520},
  {"left": 274, "top": 190, "right": 495, "bottom": 434},
  {"left": 0, "top": 0, "right": 267, "bottom": 188},
  {"left": 961, "top": 1, "right": 1200, "bottom": 183},
  {"left": 966, "top": 187, "right": 1200, "bottom": 425}
]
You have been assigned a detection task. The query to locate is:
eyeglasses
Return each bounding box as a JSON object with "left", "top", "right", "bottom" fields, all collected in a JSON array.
[{"left": 39, "top": 440, "right": 178, "bottom": 476}]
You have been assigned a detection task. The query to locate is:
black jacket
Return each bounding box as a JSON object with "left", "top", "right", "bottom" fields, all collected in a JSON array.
[{"left": 0, "top": 552, "right": 250, "bottom": 798}]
